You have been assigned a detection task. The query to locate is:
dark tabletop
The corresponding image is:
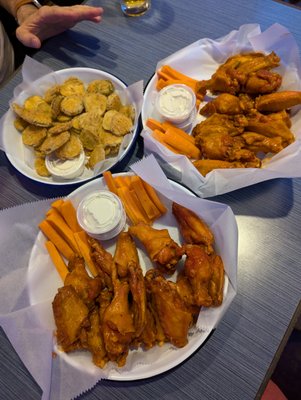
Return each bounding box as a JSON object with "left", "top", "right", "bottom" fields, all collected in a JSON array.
[{"left": 1, "top": 0, "right": 301, "bottom": 399}]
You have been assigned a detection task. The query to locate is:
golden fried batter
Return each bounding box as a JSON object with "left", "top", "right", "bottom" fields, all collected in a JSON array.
[
  {"left": 106, "top": 92, "right": 122, "bottom": 111},
  {"left": 110, "top": 113, "right": 133, "bottom": 136},
  {"left": 39, "top": 131, "right": 70, "bottom": 154},
  {"left": 55, "top": 134, "right": 83, "bottom": 159},
  {"left": 83, "top": 92, "right": 107, "bottom": 114},
  {"left": 128, "top": 222, "right": 183, "bottom": 274},
  {"left": 52, "top": 285, "right": 89, "bottom": 352},
  {"left": 87, "top": 79, "right": 114, "bottom": 96},
  {"left": 22, "top": 125, "right": 47, "bottom": 147},
  {"left": 60, "top": 95, "right": 84, "bottom": 116},
  {"left": 60, "top": 77, "right": 85, "bottom": 96},
  {"left": 172, "top": 202, "right": 214, "bottom": 253},
  {"left": 34, "top": 157, "right": 50, "bottom": 177}
]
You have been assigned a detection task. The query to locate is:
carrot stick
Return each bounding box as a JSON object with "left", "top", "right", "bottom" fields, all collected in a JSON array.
[
  {"left": 162, "top": 123, "right": 196, "bottom": 144},
  {"left": 39, "top": 220, "right": 75, "bottom": 261},
  {"left": 163, "top": 130, "right": 201, "bottom": 159},
  {"left": 45, "top": 240, "right": 69, "bottom": 281},
  {"left": 74, "top": 231, "right": 99, "bottom": 277},
  {"left": 141, "top": 180, "right": 167, "bottom": 215},
  {"left": 146, "top": 118, "right": 165, "bottom": 132},
  {"left": 114, "top": 176, "right": 129, "bottom": 189},
  {"left": 130, "top": 176, "right": 161, "bottom": 220},
  {"left": 129, "top": 188, "right": 152, "bottom": 224},
  {"left": 157, "top": 78, "right": 198, "bottom": 93},
  {"left": 103, "top": 171, "right": 118, "bottom": 194},
  {"left": 60, "top": 199, "right": 82, "bottom": 233},
  {"left": 151, "top": 130, "right": 181, "bottom": 154},
  {"left": 160, "top": 65, "right": 198, "bottom": 84},
  {"left": 117, "top": 186, "right": 149, "bottom": 225},
  {"left": 51, "top": 198, "right": 64, "bottom": 212},
  {"left": 46, "top": 209, "right": 81, "bottom": 254}
]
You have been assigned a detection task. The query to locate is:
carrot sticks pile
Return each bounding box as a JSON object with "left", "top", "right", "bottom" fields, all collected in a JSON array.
[
  {"left": 145, "top": 118, "right": 201, "bottom": 159},
  {"left": 39, "top": 198, "right": 98, "bottom": 281},
  {"left": 103, "top": 171, "right": 167, "bottom": 225}
]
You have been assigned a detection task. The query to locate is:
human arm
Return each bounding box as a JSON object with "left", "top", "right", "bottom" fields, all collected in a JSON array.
[{"left": 0, "top": 0, "right": 104, "bottom": 48}]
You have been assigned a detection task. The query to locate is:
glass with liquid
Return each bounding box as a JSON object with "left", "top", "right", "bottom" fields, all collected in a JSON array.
[{"left": 120, "top": 0, "right": 151, "bottom": 17}]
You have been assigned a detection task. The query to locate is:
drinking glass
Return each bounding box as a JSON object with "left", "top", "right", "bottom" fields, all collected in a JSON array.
[{"left": 120, "top": 0, "right": 151, "bottom": 17}]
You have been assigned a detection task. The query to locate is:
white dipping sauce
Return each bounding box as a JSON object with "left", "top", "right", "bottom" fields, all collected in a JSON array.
[
  {"left": 156, "top": 84, "right": 196, "bottom": 123},
  {"left": 77, "top": 190, "right": 126, "bottom": 240},
  {"left": 46, "top": 151, "right": 85, "bottom": 180}
]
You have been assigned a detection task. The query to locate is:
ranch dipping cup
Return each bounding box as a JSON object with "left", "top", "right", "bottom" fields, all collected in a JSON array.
[{"left": 120, "top": 0, "right": 151, "bottom": 17}]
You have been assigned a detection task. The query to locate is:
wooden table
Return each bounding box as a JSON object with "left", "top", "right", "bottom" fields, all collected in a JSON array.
[{"left": 1, "top": 1, "right": 301, "bottom": 399}]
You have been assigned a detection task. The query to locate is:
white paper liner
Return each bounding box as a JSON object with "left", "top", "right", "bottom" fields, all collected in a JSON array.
[
  {"left": 0, "top": 156, "right": 237, "bottom": 399},
  {"left": 141, "top": 23, "right": 301, "bottom": 198},
  {"left": 0, "top": 57, "right": 144, "bottom": 185}
]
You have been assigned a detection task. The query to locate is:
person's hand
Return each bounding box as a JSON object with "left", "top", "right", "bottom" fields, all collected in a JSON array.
[{"left": 16, "top": 5, "right": 104, "bottom": 48}]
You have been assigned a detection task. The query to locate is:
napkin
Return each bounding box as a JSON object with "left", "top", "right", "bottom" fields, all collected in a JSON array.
[
  {"left": 0, "top": 156, "right": 237, "bottom": 400},
  {"left": 0, "top": 56, "right": 144, "bottom": 182},
  {"left": 142, "top": 23, "right": 301, "bottom": 197}
]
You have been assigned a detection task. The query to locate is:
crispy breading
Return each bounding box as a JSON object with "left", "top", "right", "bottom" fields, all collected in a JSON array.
[
  {"left": 83, "top": 93, "right": 107, "bottom": 114},
  {"left": 22, "top": 125, "right": 47, "bottom": 147},
  {"left": 87, "top": 143, "right": 106, "bottom": 168},
  {"left": 34, "top": 157, "right": 51, "bottom": 177},
  {"left": 14, "top": 116, "right": 28, "bottom": 132},
  {"left": 60, "top": 95, "right": 84, "bottom": 116},
  {"left": 48, "top": 121, "right": 73, "bottom": 136},
  {"left": 60, "top": 77, "right": 85, "bottom": 96},
  {"left": 39, "top": 131, "right": 71, "bottom": 154},
  {"left": 87, "top": 79, "right": 114, "bottom": 96},
  {"left": 55, "top": 134, "right": 83, "bottom": 159},
  {"left": 111, "top": 113, "right": 133, "bottom": 136},
  {"left": 106, "top": 92, "right": 122, "bottom": 111},
  {"left": 12, "top": 103, "right": 53, "bottom": 127},
  {"left": 102, "top": 110, "right": 119, "bottom": 131}
]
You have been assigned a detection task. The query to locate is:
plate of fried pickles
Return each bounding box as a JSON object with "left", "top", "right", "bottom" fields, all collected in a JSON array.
[
  {"left": 2, "top": 67, "right": 140, "bottom": 185},
  {"left": 141, "top": 24, "right": 301, "bottom": 197},
  {"left": 27, "top": 171, "right": 237, "bottom": 380}
]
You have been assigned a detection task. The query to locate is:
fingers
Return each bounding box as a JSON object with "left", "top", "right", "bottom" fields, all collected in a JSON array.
[{"left": 16, "top": 27, "right": 42, "bottom": 49}]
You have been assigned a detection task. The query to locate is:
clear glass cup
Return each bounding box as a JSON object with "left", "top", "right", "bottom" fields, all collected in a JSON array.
[{"left": 120, "top": 0, "right": 151, "bottom": 17}]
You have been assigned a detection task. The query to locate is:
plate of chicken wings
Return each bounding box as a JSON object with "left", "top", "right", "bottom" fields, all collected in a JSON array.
[
  {"left": 27, "top": 172, "right": 236, "bottom": 380},
  {"left": 141, "top": 23, "right": 301, "bottom": 197}
]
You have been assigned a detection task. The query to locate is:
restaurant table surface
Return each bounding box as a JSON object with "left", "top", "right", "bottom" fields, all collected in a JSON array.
[{"left": 1, "top": 0, "right": 301, "bottom": 399}]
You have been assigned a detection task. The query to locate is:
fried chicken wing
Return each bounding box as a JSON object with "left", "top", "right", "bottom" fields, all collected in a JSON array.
[
  {"left": 80, "top": 307, "right": 108, "bottom": 368},
  {"left": 64, "top": 256, "right": 103, "bottom": 307},
  {"left": 128, "top": 222, "right": 183, "bottom": 274},
  {"left": 246, "top": 114, "right": 294, "bottom": 145},
  {"left": 193, "top": 159, "right": 260, "bottom": 176},
  {"left": 208, "top": 254, "right": 225, "bottom": 307},
  {"left": 183, "top": 245, "right": 213, "bottom": 307},
  {"left": 172, "top": 202, "right": 214, "bottom": 253},
  {"left": 242, "top": 131, "right": 284, "bottom": 154},
  {"left": 114, "top": 231, "right": 140, "bottom": 279},
  {"left": 89, "top": 237, "right": 117, "bottom": 289},
  {"left": 145, "top": 270, "right": 193, "bottom": 348},
  {"left": 255, "top": 90, "right": 301, "bottom": 112},
  {"left": 113, "top": 232, "right": 147, "bottom": 336},
  {"left": 200, "top": 93, "right": 244, "bottom": 117},
  {"left": 102, "top": 281, "right": 135, "bottom": 366},
  {"left": 52, "top": 285, "right": 90, "bottom": 352},
  {"left": 199, "top": 51, "right": 281, "bottom": 95}
]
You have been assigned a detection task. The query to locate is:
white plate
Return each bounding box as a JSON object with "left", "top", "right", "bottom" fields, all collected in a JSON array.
[
  {"left": 3, "top": 68, "right": 139, "bottom": 186},
  {"left": 27, "top": 173, "right": 229, "bottom": 380}
]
